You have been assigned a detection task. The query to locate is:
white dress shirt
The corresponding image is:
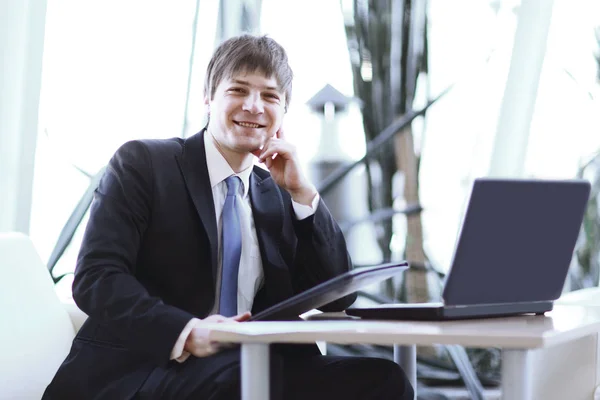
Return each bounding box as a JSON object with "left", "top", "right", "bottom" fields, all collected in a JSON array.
[{"left": 170, "top": 132, "right": 319, "bottom": 361}]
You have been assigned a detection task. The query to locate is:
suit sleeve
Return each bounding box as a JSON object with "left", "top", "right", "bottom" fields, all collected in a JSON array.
[
  {"left": 291, "top": 197, "right": 357, "bottom": 311},
  {"left": 72, "top": 140, "right": 195, "bottom": 364}
]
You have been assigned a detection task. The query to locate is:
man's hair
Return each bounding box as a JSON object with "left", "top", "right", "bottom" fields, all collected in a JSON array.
[{"left": 204, "top": 34, "right": 293, "bottom": 111}]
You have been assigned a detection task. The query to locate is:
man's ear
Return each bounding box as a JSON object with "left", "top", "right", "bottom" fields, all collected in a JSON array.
[{"left": 204, "top": 96, "right": 210, "bottom": 113}]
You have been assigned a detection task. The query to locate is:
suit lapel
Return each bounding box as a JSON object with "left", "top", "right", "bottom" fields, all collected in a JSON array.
[
  {"left": 249, "top": 171, "right": 284, "bottom": 266},
  {"left": 250, "top": 170, "right": 293, "bottom": 303},
  {"left": 175, "top": 130, "right": 219, "bottom": 280}
]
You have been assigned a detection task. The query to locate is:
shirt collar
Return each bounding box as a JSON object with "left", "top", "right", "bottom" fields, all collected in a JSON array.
[{"left": 204, "top": 130, "right": 252, "bottom": 197}]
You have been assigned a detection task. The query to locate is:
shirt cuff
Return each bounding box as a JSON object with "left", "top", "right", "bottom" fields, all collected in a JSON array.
[
  {"left": 170, "top": 317, "right": 201, "bottom": 363},
  {"left": 292, "top": 193, "right": 320, "bottom": 220}
]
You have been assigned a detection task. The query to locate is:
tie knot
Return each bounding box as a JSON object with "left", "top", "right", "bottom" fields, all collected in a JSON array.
[{"left": 225, "top": 176, "right": 241, "bottom": 197}]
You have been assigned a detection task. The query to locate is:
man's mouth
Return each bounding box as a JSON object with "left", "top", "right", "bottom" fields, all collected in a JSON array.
[{"left": 234, "top": 121, "right": 265, "bottom": 129}]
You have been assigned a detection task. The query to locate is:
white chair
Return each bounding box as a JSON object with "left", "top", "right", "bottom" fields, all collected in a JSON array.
[{"left": 0, "top": 232, "right": 87, "bottom": 400}]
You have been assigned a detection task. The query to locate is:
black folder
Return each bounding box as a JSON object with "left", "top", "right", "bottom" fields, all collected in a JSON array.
[{"left": 250, "top": 262, "right": 408, "bottom": 321}]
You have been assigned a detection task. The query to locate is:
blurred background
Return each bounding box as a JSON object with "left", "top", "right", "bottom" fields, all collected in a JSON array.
[{"left": 2, "top": 0, "right": 600, "bottom": 398}]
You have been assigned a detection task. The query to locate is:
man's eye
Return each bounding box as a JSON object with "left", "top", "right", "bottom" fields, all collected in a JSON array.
[
  {"left": 264, "top": 93, "right": 280, "bottom": 100},
  {"left": 229, "top": 88, "right": 245, "bottom": 93}
]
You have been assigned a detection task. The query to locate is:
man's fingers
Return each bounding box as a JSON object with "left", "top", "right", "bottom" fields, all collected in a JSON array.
[
  {"left": 258, "top": 141, "right": 276, "bottom": 161},
  {"left": 276, "top": 127, "right": 285, "bottom": 140},
  {"left": 205, "top": 315, "right": 227, "bottom": 323},
  {"left": 251, "top": 148, "right": 262, "bottom": 158},
  {"left": 187, "top": 326, "right": 220, "bottom": 357},
  {"left": 194, "top": 343, "right": 220, "bottom": 358},
  {"left": 233, "top": 311, "right": 251, "bottom": 322},
  {"left": 188, "top": 312, "right": 251, "bottom": 357},
  {"left": 265, "top": 157, "right": 273, "bottom": 169},
  {"left": 254, "top": 136, "right": 274, "bottom": 161},
  {"left": 259, "top": 141, "right": 293, "bottom": 163},
  {"left": 205, "top": 312, "right": 250, "bottom": 323}
]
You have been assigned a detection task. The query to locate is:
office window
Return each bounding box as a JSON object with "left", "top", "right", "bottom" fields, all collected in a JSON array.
[{"left": 31, "top": 0, "right": 218, "bottom": 277}]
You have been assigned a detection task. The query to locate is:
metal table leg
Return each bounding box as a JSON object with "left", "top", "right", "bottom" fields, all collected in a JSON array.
[
  {"left": 394, "top": 344, "right": 417, "bottom": 400},
  {"left": 502, "top": 349, "right": 534, "bottom": 400},
  {"left": 241, "top": 343, "right": 270, "bottom": 400}
]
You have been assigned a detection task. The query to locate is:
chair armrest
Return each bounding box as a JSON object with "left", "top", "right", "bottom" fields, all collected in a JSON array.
[
  {"left": 61, "top": 300, "right": 88, "bottom": 333},
  {"left": 54, "top": 274, "right": 88, "bottom": 332}
]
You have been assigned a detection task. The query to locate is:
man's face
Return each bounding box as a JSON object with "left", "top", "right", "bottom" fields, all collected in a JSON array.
[{"left": 206, "top": 70, "right": 286, "bottom": 156}]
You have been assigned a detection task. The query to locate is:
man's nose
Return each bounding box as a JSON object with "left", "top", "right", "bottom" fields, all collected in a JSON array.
[{"left": 242, "top": 93, "right": 264, "bottom": 114}]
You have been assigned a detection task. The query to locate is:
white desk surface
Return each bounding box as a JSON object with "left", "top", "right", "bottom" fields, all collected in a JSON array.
[{"left": 206, "top": 305, "right": 600, "bottom": 349}]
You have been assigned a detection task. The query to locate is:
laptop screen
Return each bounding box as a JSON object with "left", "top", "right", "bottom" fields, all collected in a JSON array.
[{"left": 442, "top": 178, "right": 590, "bottom": 306}]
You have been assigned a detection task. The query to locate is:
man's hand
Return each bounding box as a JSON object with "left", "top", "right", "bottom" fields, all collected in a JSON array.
[
  {"left": 253, "top": 127, "right": 317, "bottom": 206},
  {"left": 184, "top": 312, "right": 251, "bottom": 357}
]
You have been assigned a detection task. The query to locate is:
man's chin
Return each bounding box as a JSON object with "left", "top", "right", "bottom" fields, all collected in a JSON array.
[
  {"left": 241, "top": 135, "right": 266, "bottom": 148},
  {"left": 233, "top": 140, "right": 263, "bottom": 156}
]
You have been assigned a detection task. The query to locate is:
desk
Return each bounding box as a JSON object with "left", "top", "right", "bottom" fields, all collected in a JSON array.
[{"left": 205, "top": 305, "right": 600, "bottom": 400}]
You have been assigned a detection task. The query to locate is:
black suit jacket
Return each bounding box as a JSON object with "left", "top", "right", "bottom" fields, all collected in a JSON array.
[{"left": 43, "top": 130, "right": 355, "bottom": 399}]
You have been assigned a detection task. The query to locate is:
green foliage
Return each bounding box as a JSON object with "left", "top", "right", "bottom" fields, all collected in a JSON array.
[
  {"left": 569, "top": 154, "right": 600, "bottom": 289},
  {"left": 342, "top": 0, "right": 428, "bottom": 261},
  {"left": 568, "top": 28, "right": 600, "bottom": 289}
]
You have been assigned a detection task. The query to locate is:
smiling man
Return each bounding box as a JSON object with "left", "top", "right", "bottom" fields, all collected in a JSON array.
[{"left": 43, "top": 34, "right": 414, "bottom": 400}]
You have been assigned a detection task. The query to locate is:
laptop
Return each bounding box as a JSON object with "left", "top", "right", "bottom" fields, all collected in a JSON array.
[
  {"left": 249, "top": 262, "right": 408, "bottom": 321},
  {"left": 346, "top": 178, "right": 591, "bottom": 321}
]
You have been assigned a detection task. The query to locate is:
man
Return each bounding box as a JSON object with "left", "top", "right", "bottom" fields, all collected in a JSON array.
[{"left": 43, "top": 34, "right": 413, "bottom": 399}]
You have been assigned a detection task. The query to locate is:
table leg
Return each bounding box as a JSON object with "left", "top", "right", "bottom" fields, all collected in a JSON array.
[
  {"left": 502, "top": 349, "right": 534, "bottom": 400},
  {"left": 394, "top": 344, "right": 417, "bottom": 400},
  {"left": 241, "top": 343, "right": 270, "bottom": 400}
]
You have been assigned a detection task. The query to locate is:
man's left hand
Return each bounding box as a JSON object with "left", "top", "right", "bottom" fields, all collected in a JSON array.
[{"left": 254, "top": 127, "right": 317, "bottom": 206}]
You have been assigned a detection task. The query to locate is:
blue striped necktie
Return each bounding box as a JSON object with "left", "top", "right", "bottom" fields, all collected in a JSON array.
[{"left": 219, "top": 176, "right": 242, "bottom": 317}]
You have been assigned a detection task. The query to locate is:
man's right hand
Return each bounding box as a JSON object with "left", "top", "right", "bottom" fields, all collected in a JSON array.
[{"left": 184, "top": 312, "right": 251, "bottom": 357}]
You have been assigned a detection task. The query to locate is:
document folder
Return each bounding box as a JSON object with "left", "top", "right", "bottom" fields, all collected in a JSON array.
[{"left": 250, "top": 262, "right": 408, "bottom": 321}]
